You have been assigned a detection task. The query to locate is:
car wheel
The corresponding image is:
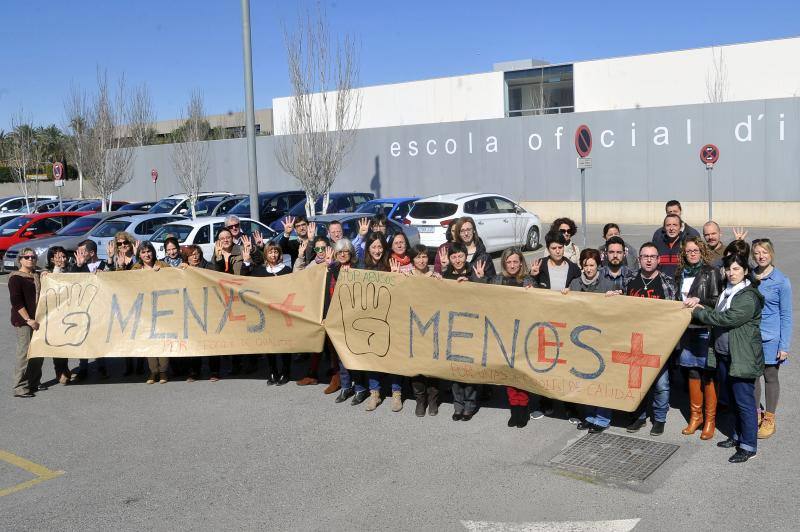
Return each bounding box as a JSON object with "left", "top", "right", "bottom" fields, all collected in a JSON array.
[{"left": 525, "top": 227, "right": 540, "bottom": 251}]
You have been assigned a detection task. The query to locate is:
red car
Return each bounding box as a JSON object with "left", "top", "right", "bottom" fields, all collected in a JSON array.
[{"left": 0, "top": 212, "right": 94, "bottom": 258}]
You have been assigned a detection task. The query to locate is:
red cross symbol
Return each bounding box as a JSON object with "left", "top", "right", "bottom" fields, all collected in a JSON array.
[
  {"left": 268, "top": 293, "right": 305, "bottom": 327},
  {"left": 612, "top": 332, "right": 661, "bottom": 389}
]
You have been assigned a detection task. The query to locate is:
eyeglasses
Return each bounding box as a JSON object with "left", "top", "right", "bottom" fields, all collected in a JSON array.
[
  {"left": 313, "top": 246, "right": 326, "bottom": 252},
  {"left": 337, "top": 250, "right": 351, "bottom": 254},
  {"left": 20, "top": 255, "right": 36, "bottom": 260},
  {"left": 685, "top": 249, "right": 701, "bottom": 255},
  {"left": 116, "top": 241, "right": 130, "bottom": 246},
  {"left": 294, "top": 222, "right": 308, "bottom": 228},
  {"left": 639, "top": 254, "right": 659, "bottom": 260},
  {"left": 226, "top": 223, "right": 240, "bottom": 230}
]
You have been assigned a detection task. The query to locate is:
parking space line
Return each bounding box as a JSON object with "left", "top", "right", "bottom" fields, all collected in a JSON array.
[{"left": 0, "top": 449, "right": 64, "bottom": 497}]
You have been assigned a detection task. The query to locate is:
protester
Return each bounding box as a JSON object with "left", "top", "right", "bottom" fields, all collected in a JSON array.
[
  {"left": 163, "top": 236, "right": 183, "bottom": 267},
  {"left": 598, "top": 223, "right": 636, "bottom": 268},
  {"left": 387, "top": 232, "right": 414, "bottom": 274},
  {"left": 353, "top": 214, "right": 390, "bottom": 260},
  {"left": 598, "top": 236, "right": 635, "bottom": 292},
  {"left": 703, "top": 221, "right": 726, "bottom": 264},
  {"left": 212, "top": 229, "right": 245, "bottom": 276},
  {"left": 651, "top": 200, "right": 700, "bottom": 242},
  {"left": 564, "top": 248, "right": 616, "bottom": 295},
  {"left": 653, "top": 214, "right": 684, "bottom": 277},
  {"left": 475, "top": 247, "right": 534, "bottom": 427},
  {"left": 624, "top": 242, "right": 677, "bottom": 436},
  {"left": 181, "top": 244, "right": 212, "bottom": 270},
  {"left": 224, "top": 215, "right": 245, "bottom": 247},
  {"left": 433, "top": 219, "right": 459, "bottom": 274},
  {"left": 277, "top": 215, "right": 312, "bottom": 266},
  {"left": 10, "top": 248, "right": 43, "bottom": 398},
  {"left": 409, "top": 244, "right": 440, "bottom": 279},
  {"left": 453, "top": 216, "right": 496, "bottom": 279},
  {"left": 132, "top": 242, "right": 170, "bottom": 384},
  {"left": 69, "top": 239, "right": 110, "bottom": 382},
  {"left": 180, "top": 245, "right": 221, "bottom": 381},
  {"left": 549, "top": 217, "right": 580, "bottom": 264},
  {"left": 107, "top": 231, "right": 137, "bottom": 271},
  {"left": 45, "top": 246, "right": 71, "bottom": 384},
  {"left": 751, "top": 239, "right": 793, "bottom": 439},
  {"left": 359, "top": 233, "right": 403, "bottom": 412},
  {"left": 294, "top": 235, "right": 330, "bottom": 272},
  {"left": 675, "top": 236, "right": 721, "bottom": 439},
  {"left": 685, "top": 253, "right": 764, "bottom": 463}
]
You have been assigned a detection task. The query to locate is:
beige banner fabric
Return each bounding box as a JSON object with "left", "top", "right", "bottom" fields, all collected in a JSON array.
[
  {"left": 325, "top": 270, "right": 691, "bottom": 412},
  {"left": 30, "top": 266, "right": 328, "bottom": 359}
]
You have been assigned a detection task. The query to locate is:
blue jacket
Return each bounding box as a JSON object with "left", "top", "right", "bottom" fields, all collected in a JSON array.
[{"left": 757, "top": 267, "right": 793, "bottom": 357}]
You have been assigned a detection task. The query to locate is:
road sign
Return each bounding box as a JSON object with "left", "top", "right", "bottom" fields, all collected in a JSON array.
[
  {"left": 54, "top": 179, "right": 64, "bottom": 188},
  {"left": 151, "top": 168, "right": 159, "bottom": 183},
  {"left": 577, "top": 157, "right": 593, "bottom": 169},
  {"left": 52, "top": 162, "right": 64, "bottom": 180},
  {"left": 700, "top": 144, "right": 719, "bottom": 165},
  {"left": 575, "top": 125, "right": 592, "bottom": 157}
]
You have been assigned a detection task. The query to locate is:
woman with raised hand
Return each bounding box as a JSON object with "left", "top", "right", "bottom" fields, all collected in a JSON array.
[
  {"left": 359, "top": 233, "right": 403, "bottom": 412},
  {"left": 44, "top": 246, "right": 73, "bottom": 385},
  {"left": 388, "top": 232, "right": 414, "bottom": 274},
  {"left": 751, "top": 238, "right": 793, "bottom": 439},
  {"left": 107, "top": 231, "right": 137, "bottom": 271},
  {"left": 452, "top": 216, "right": 496, "bottom": 279},
  {"left": 672, "top": 237, "right": 722, "bottom": 439},
  {"left": 10, "top": 248, "right": 43, "bottom": 398},
  {"left": 474, "top": 247, "right": 534, "bottom": 428},
  {"left": 132, "top": 241, "right": 170, "bottom": 384},
  {"left": 293, "top": 235, "right": 330, "bottom": 272},
  {"left": 212, "top": 228, "right": 244, "bottom": 276},
  {"left": 433, "top": 219, "right": 459, "bottom": 274},
  {"left": 685, "top": 253, "right": 764, "bottom": 463}
]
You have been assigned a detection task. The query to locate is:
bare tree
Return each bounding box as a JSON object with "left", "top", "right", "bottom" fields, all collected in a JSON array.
[
  {"left": 84, "top": 71, "right": 135, "bottom": 211},
  {"left": 170, "top": 90, "right": 209, "bottom": 219},
  {"left": 275, "top": 5, "right": 361, "bottom": 216},
  {"left": 126, "top": 82, "right": 156, "bottom": 146},
  {"left": 8, "top": 109, "right": 44, "bottom": 212},
  {"left": 64, "top": 84, "right": 91, "bottom": 199},
  {"left": 706, "top": 47, "right": 729, "bottom": 103}
]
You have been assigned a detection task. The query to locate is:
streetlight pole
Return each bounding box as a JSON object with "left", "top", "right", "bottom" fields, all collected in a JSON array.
[{"left": 241, "top": 0, "right": 260, "bottom": 222}]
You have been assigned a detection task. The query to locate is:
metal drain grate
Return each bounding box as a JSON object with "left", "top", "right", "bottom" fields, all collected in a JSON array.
[{"left": 549, "top": 432, "right": 679, "bottom": 483}]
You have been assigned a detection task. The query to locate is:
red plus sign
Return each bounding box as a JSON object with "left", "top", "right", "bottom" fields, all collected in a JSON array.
[
  {"left": 268, "top": 293, "right": 305, "bottom": 327},
  {"left": 612, "top": 333, "right": 661, "bottom": 389}
]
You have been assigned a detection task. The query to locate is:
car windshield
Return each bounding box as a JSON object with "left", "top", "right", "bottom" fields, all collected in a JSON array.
[
  {"left": 89, "top": 220, "right": 130, "bottom": 238},
  {"left": 229, "top": 197, "right": 251, "bottom": 215},
  {"left": 56, "top": 216, "right": 101, "bottom": 236},
  {"left": 75, "top": 201, "right": 100, "bottom": 211},
  {"left": 409, "top": 202, "right": 458, "bottom": 219},
  {"left": 0, "top": 216, "right": 31, "bottom": 235},
  {"left": 151, "top": 224, "right": 194, "bottom": 243},
  {"left": 148, "top": 198, "right": 181, "bottom": 213},
  {"left": 288, "top": 197, "right": 322, "bottom": 217},
  {"left": 355, "top": 201, "right": 392, "bottom": 215}
]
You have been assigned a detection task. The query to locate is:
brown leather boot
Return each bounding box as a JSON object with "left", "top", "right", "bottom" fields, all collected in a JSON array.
[
  {"left": 682, "top": 377, "right": 704, "bottom": 435},
  {"left": 700, "top": 378, "right": 717, "bottom": 440},
  {"left": 323, "top": 373, "right": 340, "bottom": 394}
]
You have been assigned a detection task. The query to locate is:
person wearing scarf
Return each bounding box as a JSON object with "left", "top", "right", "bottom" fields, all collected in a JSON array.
[
  {"left": 163, "top": 236, "right": 183, "bottom": 268},
  {"left": 674, "top": 236, "right": 721, "bottom": 440},
  {"left": 388, "top": 232, "right": 414, "bottom": 274},
  {"left": 10, "top": 248, "right": 43, "bottom": 398},
  {"left": 685, "top": 253, "right": 764, "bottom": 463}
]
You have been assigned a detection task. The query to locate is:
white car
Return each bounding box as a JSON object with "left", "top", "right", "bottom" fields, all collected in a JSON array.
[
  {"left": 404, "top": 193, "right": 542, "bottom": 252},
  {"left": 148, "top": 192, "right": 232, "bottom": 216},
  {"left": 149, "top": 216, "right": 277, "bottom": 261},
  {"left": 89, "top": 214, "right": 188, "bottom": 260}
]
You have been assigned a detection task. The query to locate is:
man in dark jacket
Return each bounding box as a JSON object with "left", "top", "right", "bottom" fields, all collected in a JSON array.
[
  {"left": 69, "top": 240, "right": 108, "bottom": 273},
  {"left": 275, "top": 215, "right": 311, "bottom": 266},
  {"left": 653, "top": 214, "right": 684, "bottom": 278},
  {"left": 651, "top": 200, "right": 700, "bottom": 243}
]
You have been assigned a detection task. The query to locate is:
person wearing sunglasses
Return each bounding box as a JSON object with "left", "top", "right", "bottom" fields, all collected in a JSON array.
[
  {"left": 106, "top": 231, "right": 137, "bottom": 271},
  {"left": 549, "top": 217, "right": 580, "bottom": 264},
  {"left": 751, "top": 238, "right": 793, "bottom": 439},
  {"left": 10, "top": 248, "right": 44, "bottom": 398},
  {"left": 292, "top": 235, "right": 330, "bottom": 272},
  {"left": 223, "top": 215, "right": 245, "bottom": 246},
  {"left": 623, "top": 242, "right": 678, "bottom": 436}
]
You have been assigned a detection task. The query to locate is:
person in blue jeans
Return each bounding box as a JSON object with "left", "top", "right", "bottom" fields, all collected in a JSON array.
[
  {"left": 685, "top": 253, "right": 765, "bottom": 463},
  {"left": 622, "top": 242, "right": 678, "bottom": 436}
]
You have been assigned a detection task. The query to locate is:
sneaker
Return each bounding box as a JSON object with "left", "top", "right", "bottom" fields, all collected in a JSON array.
[
  {"left": 159, "top": 374, "right": 168, "bottom": 384},
  {"left": 146, "top": 374, "right": 157, "bottom": 385},
  {"left": 530, "top": 409, "right": 545, "bottom": 420},
  {"left": 650, "top": 421, "right": 665, "bottom": 436},
  {"left": 626, "top": 418, "right": 646, "bottom": 433},
  {"left": 568, "top": 416, "right": 581, "bottom": 425},
  {"left": 365, "top": 391, "right": 382, "bottom": 411},
  {"left": 729, "top": 449, "right": 757, "bottom": 463},
  {"left": 588, "top": 424, "right": 607, "bottom": 434},
  {"left": 391, "top": 391, "right": 403, "bottom": 412}
]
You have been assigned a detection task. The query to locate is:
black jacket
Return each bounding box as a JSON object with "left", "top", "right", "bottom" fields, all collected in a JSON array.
[
  {"left": 468, "top": 238, "right": 496, "bottom": 279},
  {"left": 442, "top": 263, "right": 479, "bottom": 282},
  {"left": 533, "top": 258, "right": 581, "bottom": 290}
]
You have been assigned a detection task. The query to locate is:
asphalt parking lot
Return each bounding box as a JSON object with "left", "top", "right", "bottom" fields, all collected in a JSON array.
[{"left": 1, "top": 224, "right": 798, "bottom": 531}]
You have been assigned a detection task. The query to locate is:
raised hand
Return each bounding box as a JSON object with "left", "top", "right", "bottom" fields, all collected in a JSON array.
[
  {"left": 474, "top": 259, "right": 486, "bottom": 279},
  {"left": 132, "top": 240, "right": 141, "bottom": 256},
  {"left": 241, "top": 234, "right": 252, "bottom": 263},
  {"left": 214, "top": 240, "right": 223, "bottom": 260},
  {"left": 530, "top": 258, "right": 542, "bottom": 277},
  {"left": 338, "top": 282, "right": 392, "bottom": 357},
  {"left": 252, "top": 230, "right": 264, "bottom": 247},
  {"left": 298, "top": 239, "right": 308, "bottom": 257},
  {"left": 358, "top": 217, "right": 370, "bottom": 236},
  {"left": 324, "top": 246, "right": 335, "bottom": 264},
  {"left": 282, "top": 216, "right": 295, "bottom": 236},
  {"left": 307, "top": 222, "right": 317, "bottom": 238},
  {"left": 75, "top": 247, "right": 87, "bottom": 267},
  {"left": 389, "top": 257, "right": 400, "bottom": 273},
  {"left": 733, "top": 227, "right": 748, "bottom": 241},
  {"left": 44, "top": 282, "right": 98, "bottom": 347},
  {"left": 106, "top": 241, "right": 114, "bottom": 259},
  {"left": 438, "top": 247, "right": 449, "bottom": 268}
]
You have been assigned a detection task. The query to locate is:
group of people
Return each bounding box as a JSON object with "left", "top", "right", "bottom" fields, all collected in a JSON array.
[{"left": 10, "top": 202, "right": 792, "bottom": 463}]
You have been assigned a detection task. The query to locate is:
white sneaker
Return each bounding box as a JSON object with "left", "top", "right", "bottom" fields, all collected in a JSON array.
[{"left": 530, "top": 409, "right": 544, "bottom": 420}]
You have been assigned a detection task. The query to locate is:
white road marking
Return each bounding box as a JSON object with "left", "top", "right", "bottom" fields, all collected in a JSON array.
[{"left": 461, "top": 519, "right": 640, "bottom": 532}]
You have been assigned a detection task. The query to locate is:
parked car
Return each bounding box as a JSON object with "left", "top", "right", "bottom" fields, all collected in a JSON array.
[
  {"left": 3, "top": 211, "right": 145, "bottom": 271},
  {"left": 149, "top": 216, "right": 276, "bottom": 261},
  {"left": 65, "top": 199, "right": 101, "bottom": 212},
  {"left": 306, "top": 212, "right": 420, "bottom": 249},
  {"left": 25, "top": 198, "right": 63, "bottom": 213},
  {"left": 209, "top": 194, "right": 247, "bottom": 217},
  {"left": 0, "top": 195, "right": 57, "bottom": 213},
  {"left": 354, "top": 197, "right": 419, "bottom": 222},
  {"left": 404, "top": 193, "right": 542, "bottom": 252},
  {"left": 0, "top": 212, "right": 22, "bottom": 228},
  {"left": 89, "top": 213, "right": 187, "bottom": 260},
  {"left": 268, "top": 192, "right": 374, "bottom": 232},
  {"left": 228, "top": 190, "right": 306, "bottom": 225},
  {"left": 0, "top": 211, "right": 93, "bottom": 260},
  {"left": 118, "top": 200, "right": 159, "bottom": 212},
  {"left": 148, "top": 192, "right": 231, "bottom": 216},
  {"left": 195, "top": 195, "right": 237, "bottom": 217},
  {"left": 61, "top": 200, "right": 129, "bottom": 212}
]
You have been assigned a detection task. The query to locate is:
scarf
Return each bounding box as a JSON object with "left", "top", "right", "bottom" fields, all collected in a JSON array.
[
  {"left": 580, "top": 272, "right": 599, "bottom": 287},
  {"left": 716, "top": 279, "right": 750, "bottom": 312},
  {"left": 164, "top": 256, "right": 182, "bottom": 267},
  {"left": 266, "top": 263, "right": 287, "bottom": 274},
  {"left": 391, "top": 253, "right": 411, "bottom": 267},
  {"left": 682, "top": 263, "right": 702, "bottom": 278}
]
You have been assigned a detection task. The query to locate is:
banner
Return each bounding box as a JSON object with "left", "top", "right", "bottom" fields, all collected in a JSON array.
[
  {"left": 30, "top": 268, "right": 692, "bottom": 411},
  {"left": 30, "top": 267, "right": 327, "bottom": 358},
  {"left": 325, "top": 270, "right": 690, "bottom": 412}
]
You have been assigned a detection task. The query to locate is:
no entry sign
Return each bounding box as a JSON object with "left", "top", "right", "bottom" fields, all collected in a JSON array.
[
  {"left": 575, "top": 125, "right": 592, "bottom": 157},
  {"left": 151, "top": 168, "right": 159, "bottom": 183},
  {"left": 700, "top": 144, "right": 719, "bottom": 165}
]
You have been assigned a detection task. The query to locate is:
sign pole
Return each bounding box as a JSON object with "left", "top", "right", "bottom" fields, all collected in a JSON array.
[
  {"left": 707, "top": 165, "right": 713, "bottom": 220},
  {"left": 574, "top": 125, "right": 593, "bottom": 249},
  {"left": 699, "top": 144, "right": 719, "bottom": 221},
  {"left": 580, "top": 167, "right": 587, "bottom": 249}
]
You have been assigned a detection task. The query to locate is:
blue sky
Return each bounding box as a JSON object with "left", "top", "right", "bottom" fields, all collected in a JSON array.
[{"left": 1, "top": 0, "right": 797, "bottom": 131}]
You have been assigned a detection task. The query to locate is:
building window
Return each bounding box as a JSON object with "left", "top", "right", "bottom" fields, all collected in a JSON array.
[{"left": 505, "top": 64, "right": 574, "bottom": 117}]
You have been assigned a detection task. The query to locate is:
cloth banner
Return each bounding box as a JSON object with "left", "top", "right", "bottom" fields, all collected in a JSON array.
[
  {"left": 30, "top": 268, "right": 691, "bottom": 411},
  {"left": 29, "top": 267, "right": 328, "bottom": 358},
  {"left": 325, "top": 270, "right": 691, "bottom": 412}
]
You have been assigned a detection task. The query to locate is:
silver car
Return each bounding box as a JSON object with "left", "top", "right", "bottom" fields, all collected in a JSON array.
[{"left": 89, "top": 213, "right": 187, "bottom": 260}]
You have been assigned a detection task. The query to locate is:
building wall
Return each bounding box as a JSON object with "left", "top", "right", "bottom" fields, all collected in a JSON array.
[
  {"left": 116, "top": 97, "right": 800, "bottom": 227},
  {"left": 574, "top": 37, "right": 800, "bottom": 112},
  {"left": 151, "top": 108, "right": 274, "bottom": 136},
  {"left": 272, "top": 72, "right": 505, "bottom": 134}
]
